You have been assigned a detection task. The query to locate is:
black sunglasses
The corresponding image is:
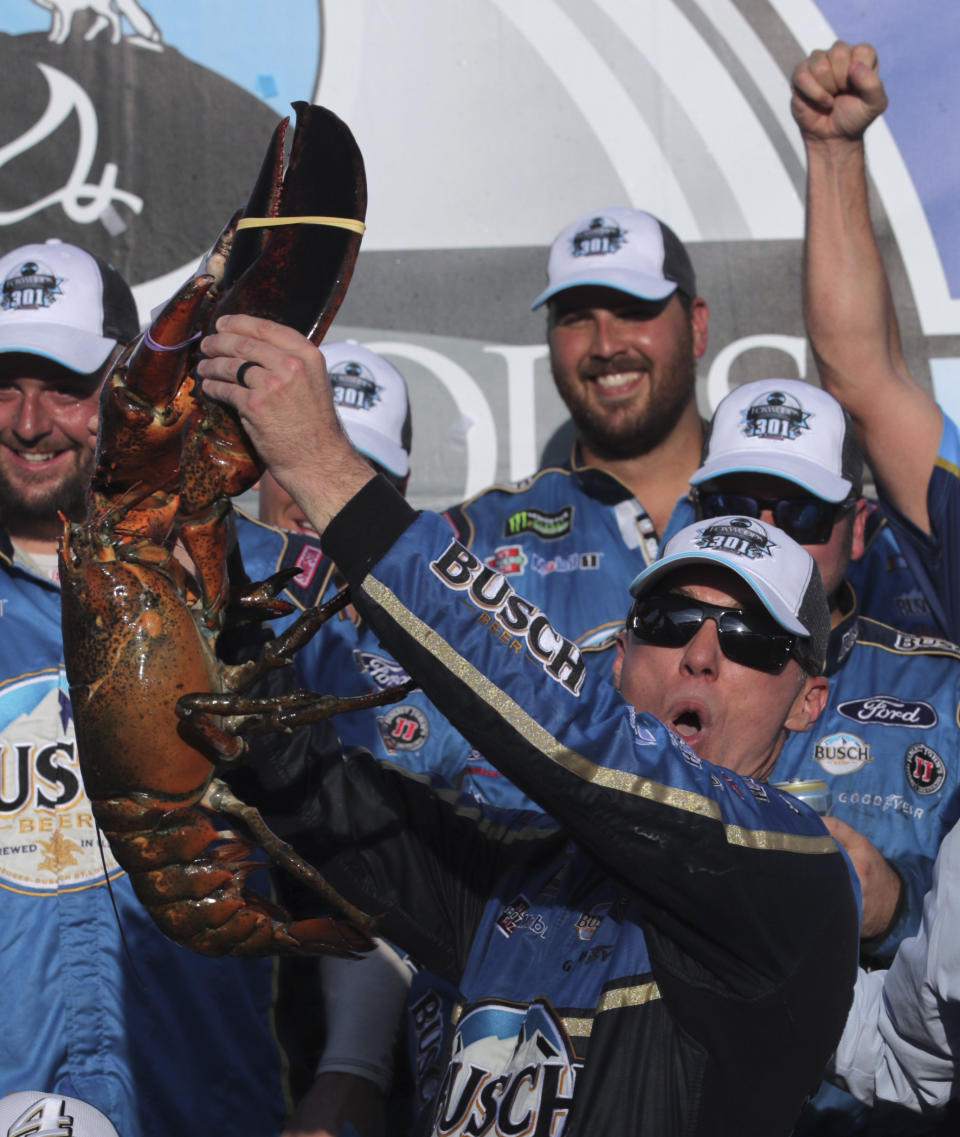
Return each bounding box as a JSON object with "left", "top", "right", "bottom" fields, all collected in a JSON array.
[
  {"left": 697, "top": 490, "right": 856, "bottom": 545},
  {"left": 627, "top": 593, "right": 801, "bottom": 674}
]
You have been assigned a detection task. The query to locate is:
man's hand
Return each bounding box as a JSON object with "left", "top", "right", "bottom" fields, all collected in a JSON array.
[
  {"left": 198, "top": 315, "right": 375, "bottom": 535},
  {"left": 824, "top": 816, "right": 901, "bottom": 940},
  {"left": 791, "top": 40, "right": 887, "bottom": 144}
]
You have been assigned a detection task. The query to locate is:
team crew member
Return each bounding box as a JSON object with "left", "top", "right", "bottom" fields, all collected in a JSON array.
[
  {"left": 0, "top": 242, "right": 293, "bottom": 1136},
  {"left": 832, "top": 813, "right": 960, "bottom": 1115},
  {"left": 444, "top": 206, "right": 708, "bottom": 654},
  {"left": 445, "top": 206, "right": 933, "bottom": 663},
  {"left": 689, "top": 377, "right": 960, "bottom": 1135},
  {"left": 792, "top": 41, "right": 960, "bottom": 641},
  {"left": 197, "top": 314, "right": 860, "bottom": 1137},
  {"left": 252, "top": 342, "right": 421, "bottom": 1137}
]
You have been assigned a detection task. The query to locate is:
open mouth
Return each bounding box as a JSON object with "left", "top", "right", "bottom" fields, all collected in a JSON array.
[
  {"left": 8, "top": 448, "right": 69, "bottom": 470},
  {"left": 596, "top": 370, "right": 642, "bottom": 391},
  {"left": 671, "top": 709, "right": 702, "bottom": 739}
]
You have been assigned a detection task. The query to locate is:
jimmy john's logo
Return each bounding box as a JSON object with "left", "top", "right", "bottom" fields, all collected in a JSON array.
[
  {"left": 814, "top": 731, "right": 874, "bottom": 776},
  {"left": 838, "top": 695, "right": 937, "bottom": 728},
  {"left": 330, "top": 360, "right": 380, "bottom": 411},
  {"left": 570, "top": 215, "right": 626, "bottom": 257},
  {"left": 2, "top": 259, "right": 63, "bottom": 311},
  {"left": 742, "top": 389, "right": 810, "bottom": 441},
  {"left": 377, "top": 704, "right": 429, "bottom": 752},
  {"left": 431, "top": 542, "right": 586, "bottom": 695},
  {"left": 905, "top": 743, "right": 946, "bottom": 796},
  {"left": 694, "top": 517, "right": 774, "bottom": 559},
  {"left": 504, "top": 506, "right": 573, "bottom": 541}
]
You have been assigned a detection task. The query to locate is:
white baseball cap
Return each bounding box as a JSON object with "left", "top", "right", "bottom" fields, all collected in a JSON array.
[
  {"left": 0, "top": 240, "right": 139, "bottom": 374},
  {"left": 0, "top": 1091, "right": 119, "bottom": 1137},
  {"left": 630, "top": 515, "right": 830, "bottom": 675},
  {"left": 324, "top": 341, "right": 412, "bottom": 478},
  {"left": 690, "top": 378, "right": 863, "bottom": 502},
  {"left": 531, "top": 207, "right": 697, "bottom": 310}
]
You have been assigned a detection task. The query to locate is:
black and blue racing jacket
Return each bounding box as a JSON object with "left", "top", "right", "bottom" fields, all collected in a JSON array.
[{"left": 278, "top": 476, "right": 860, "bottom": 1137}]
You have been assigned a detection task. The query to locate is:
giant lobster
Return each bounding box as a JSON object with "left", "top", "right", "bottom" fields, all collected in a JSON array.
[{"left": 59, "top": 104, "right": 400, "bottom": 957}]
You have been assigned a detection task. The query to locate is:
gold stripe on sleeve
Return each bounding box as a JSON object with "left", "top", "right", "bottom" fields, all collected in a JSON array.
[{"left": 363, "top": 576, "right": 840, "bottom": 855}]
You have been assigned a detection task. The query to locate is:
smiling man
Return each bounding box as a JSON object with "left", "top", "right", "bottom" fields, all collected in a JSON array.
[
  {"left": 0, "top": 240, "right": 313, "bottom": 1137},
  {"left": 197, "top": 314, "right": 860, "bottom": 1137},
  {"left": 443, "top": 207, "right": 710, "bottom": 656}
]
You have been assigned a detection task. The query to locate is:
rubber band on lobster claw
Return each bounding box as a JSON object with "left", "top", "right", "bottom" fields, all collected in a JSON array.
[{"left": 58, "top": 103, "right": 404, "bottom": 958}]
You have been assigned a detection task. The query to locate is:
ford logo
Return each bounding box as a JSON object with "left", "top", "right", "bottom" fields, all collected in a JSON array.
[{"left": 837, "top": 695, "right": 937, "bottom": 728}]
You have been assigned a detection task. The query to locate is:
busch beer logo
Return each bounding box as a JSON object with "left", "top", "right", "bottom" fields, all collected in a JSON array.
[
  {"left": 331, "top": 360, "right": 380, "bottom": 411},
  {"left": 410, "top": 987, "right": 448, "bottom": 1111},
  {"left": 905, "top": 743, "right": 946, "bottom": 795},
  {"left": 694, "top": 517, "right": 774, "bottom": 560},
  {"left": 837, "top": 695, "right": 937, "bottom": 728},
  {"left": 574, "top": 901, "right": 610, "bottom": 942},
  {"left": 742, "top": 390, "right": 810, "bottom": 441},
  {"left": 0, "top": 670, "right": 119, "bottom": 891},
  {"left": 431, "top": 542, "right": 586, "bottom": 695},
  {"left": 503, "top": 506, "right": 573, "bottom": 541},
  {"left": 570, "top": 215, "right": 626, "bottom": 257},
  {"left": 432, "top": 1001, "right": 578, "bottom": 1136},
  {"left": 2, "top": 259, "right": 62, "bottom": 311},
  {"left": 814, "top": 731, "right": 874, "bottom": 775},
  {"left": 893, "top": 632, "right": 960, "bottom": 654}
]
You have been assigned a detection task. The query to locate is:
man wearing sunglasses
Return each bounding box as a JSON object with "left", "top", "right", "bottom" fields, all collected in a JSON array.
[
  {"left": 195, "top": 314, "right": 860, "bottom": 1137},
  {"left": 687, "top": 376, "right": 960, "bottom": 1134}
]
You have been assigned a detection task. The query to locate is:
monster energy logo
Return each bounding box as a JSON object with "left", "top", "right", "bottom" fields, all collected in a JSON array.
[{"left": 503, "top": 506, "right": 573, "bottom": 541}]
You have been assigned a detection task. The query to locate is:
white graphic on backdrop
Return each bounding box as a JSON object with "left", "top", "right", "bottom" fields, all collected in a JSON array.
[
  {"left": 0, "top": 62, "right": 143, "bottom": 227},
  {"left": 29, "top": 0, "right": 162, "bottom": 49}
]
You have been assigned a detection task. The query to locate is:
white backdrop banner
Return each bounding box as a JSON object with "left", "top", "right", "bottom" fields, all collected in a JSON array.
[{"left": 1, "top": 1, "right": 956, "bottom": 508}]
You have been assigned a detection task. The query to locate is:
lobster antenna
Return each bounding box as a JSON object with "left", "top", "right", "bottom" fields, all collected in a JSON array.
[{"left": 95, "top": 820, "right": 147, "bottom": 989}]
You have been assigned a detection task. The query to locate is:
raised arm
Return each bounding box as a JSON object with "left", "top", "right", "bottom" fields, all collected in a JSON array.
[{"left": 793, "top": 41, "right": 941, "bottom": 532}]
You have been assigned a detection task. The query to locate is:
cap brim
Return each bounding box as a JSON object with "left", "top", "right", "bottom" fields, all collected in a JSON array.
[
  {"left": 0, "top": 323, "right": 116, "bottom": 374},
  {"left": 628, "top": 550, "right": 810, "bottom": 637},
  {"left": 531, "top": 268, "right": 678, "bottom": 310},
  {"left": 343, "top": 422, "right": 409, "bottom": 478},
  {"left": 690, "top": 451, "right": 851, "bottom": 503}
]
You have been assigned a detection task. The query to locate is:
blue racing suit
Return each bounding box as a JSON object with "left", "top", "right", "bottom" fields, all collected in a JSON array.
[
  {"left": 445, "top": 449, "right": 687, "bottom": 654},
  {"left": 450, "top": 449, "right": 938, "bottom": 653},
  {"left": 0, "top": 520, "right": 298, "bottom": 1137},
  {"left": 880, "top": 410, "right": 960, "bottom": 644},
  {"left": 268, "top": 475, "right": 861, "bottom": 1137},
  {"left": 772, "top": 581, "right": 960, "bottom": 1136}
]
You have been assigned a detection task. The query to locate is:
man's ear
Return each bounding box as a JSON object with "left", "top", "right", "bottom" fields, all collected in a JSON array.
[
  {"left": 849, "top": 497, "right": 868, "bottom": 562},
  {"left": 611, "top": 630, "right": 627, "bottom": 692},
  {"left": 690, "top": 297, "right": 709, "bottom": 359},
  {"left": 784, "top": 674, "right": 829, "bottom": 733}
]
